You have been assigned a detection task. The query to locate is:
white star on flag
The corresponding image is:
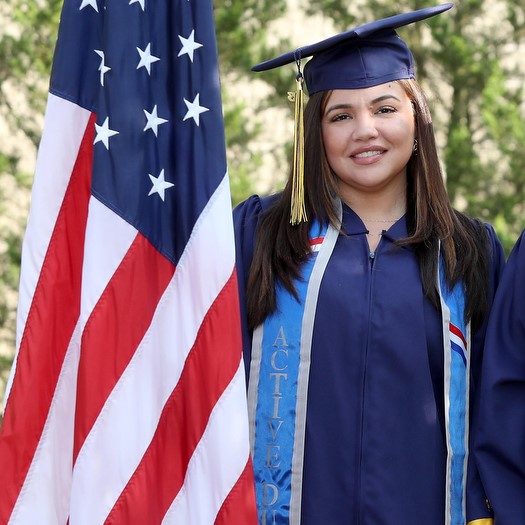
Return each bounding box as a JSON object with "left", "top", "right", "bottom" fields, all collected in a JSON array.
[
  {"left": 143, "top": 105, "right": 168, "bottom": 136},
  {"left": 94, "top": 50, "right": 111, "bottom": 86},
  {"left": 129, "top": 0, "right": 145, "bottom": 10},
  {"left": 94, "top": 117, "right": 119, "bottom": 150},
  {"left": 148, "top": 169, "right": 174, "bottom": 201},
  {"left": 183, "top": 93, "right": 209, "bottom": 126},
  {"left": 79, "top": 0, "right": 99, "bottom": 11},
  {"left": 136, "top": 43, "right": 160, "bottom": 75},
  {"left": 178, "top": 30, "right": 203, "bottom": 62}
]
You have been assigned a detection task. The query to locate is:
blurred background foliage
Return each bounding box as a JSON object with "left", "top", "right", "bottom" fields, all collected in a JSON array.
[{"left": 0, "top": 0, "right": 524, "bottom": 405}]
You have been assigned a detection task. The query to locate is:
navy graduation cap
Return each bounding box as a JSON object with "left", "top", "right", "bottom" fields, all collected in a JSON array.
[{"left": 252, "top": 3, "right": 454, "bottom": 94}]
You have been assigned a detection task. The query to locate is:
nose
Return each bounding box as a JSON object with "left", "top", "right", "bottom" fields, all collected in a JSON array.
[{"left": 352, "top": 114, "right": 379, "bottom": 141}]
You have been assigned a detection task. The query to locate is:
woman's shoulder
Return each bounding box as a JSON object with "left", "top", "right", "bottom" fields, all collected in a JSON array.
[
  {"left": 508, "top": 229, "right": 525, "bottom": 258},
  {"left": 234, "top": 193, "right": 280, "bottom": 217},
  {"left": 481, "top": 222, "right": 506, "bottom": 263},
  {"left": 501, "top": 229, "right": 525, "bottom": 279},
  {"left": 455, "top": 211, "right": 504, "bottom": 255},
  {"left": 232, "top": 193, "right": 281, "bottom": 257},
  {"left": 453, "top": 212, "right": 506, "bottom": 287},
  {"left": 476, "top": 220, "right": 506, "bottom": 272},
  {"left": 481, "top": 221, "right": 503, "bottom": 253},
  {"left": 233, "top": 193, "right": 280, "bottom": 232}
]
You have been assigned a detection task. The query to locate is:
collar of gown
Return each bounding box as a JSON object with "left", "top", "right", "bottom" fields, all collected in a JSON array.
[{"left": 340, "top": 201, "right": 409, "bottom": 242}]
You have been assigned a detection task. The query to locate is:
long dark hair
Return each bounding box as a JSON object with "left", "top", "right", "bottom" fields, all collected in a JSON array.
[{"left": 246, "top": 79, "right": 489, "bottom": 330}]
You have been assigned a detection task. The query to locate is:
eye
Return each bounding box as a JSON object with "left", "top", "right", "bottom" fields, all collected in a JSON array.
[
  {"left": 376, "top": 106, "right": 396, "bottom": 114},
  {"left": 330, "top": 113, "right": 352, "bottom": 122}
]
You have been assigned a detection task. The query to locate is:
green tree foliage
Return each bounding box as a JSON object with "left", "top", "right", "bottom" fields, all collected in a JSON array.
[
  {"left": 0, "top": 0, "right": 62, "bottom": 147},
  {"left": 214, "top": 0, "right": 291, "bottom": 204},
  {"left": 478, "top": 62, "right": 525, "bottom": 249},
  {"left": 435, "top": 0, "right": 525, "bottom": 246}
]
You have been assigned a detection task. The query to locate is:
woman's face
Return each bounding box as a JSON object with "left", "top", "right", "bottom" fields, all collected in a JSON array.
[{"left": 321, "top": 82, "right": 415, "bottom": 202}]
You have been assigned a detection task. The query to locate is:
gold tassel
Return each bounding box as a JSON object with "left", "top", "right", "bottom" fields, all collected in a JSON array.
[{"left": 287, "top": 73, "right": 307, "bottom": 225}]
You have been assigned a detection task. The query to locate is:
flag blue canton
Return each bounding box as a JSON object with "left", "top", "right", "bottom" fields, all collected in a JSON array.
[{"left": 50, "top": 0, "right": 227, "bottom": 265}]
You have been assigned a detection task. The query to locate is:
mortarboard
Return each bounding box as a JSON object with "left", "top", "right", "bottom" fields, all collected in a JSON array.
[
  {"left": 253, "top": 3, "right": 454, "bottom": 94},
  {"left": 251, "top": 3, "right": 454, "bottom": 224}
]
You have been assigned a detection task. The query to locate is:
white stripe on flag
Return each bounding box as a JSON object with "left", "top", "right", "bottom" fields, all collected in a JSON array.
[
  {"left": 162, "top": 361, "right": 250, "bottom": 524},
  {"left": 8, "top": 196, "right": 137, "bottom": 524},
  {"left": 69, "top": 175, "right": 236, "bottom": 524},
  {"left": 8, "top": 321, "right": 80, "bottom": 525},
  {"left": 80, "top": 196, "right": 140, "bottom": 324},
  {"left": 5, "top": 95, "right": 90, "bottom": 409}
]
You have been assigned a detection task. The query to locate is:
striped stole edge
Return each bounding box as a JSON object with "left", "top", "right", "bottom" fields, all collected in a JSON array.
[{"left": 437, "top": 255, "right": 470, "bottom": 525}]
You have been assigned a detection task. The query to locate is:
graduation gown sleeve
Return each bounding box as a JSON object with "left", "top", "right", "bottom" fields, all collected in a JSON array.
[
  {"left": 233, "top": 194, "right": 277, "bottom": 382},
  {"left": 467, "top": 224, "right": 506, "bottom": 522},
  {"left": 474, "top": 229, "right": 525, "bottom": 524}
]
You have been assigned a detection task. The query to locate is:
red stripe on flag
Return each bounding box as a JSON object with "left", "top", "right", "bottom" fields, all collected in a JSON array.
[
  {"left": 73, "top": 233, "right": 175, "bottom": 460},
  {"left": 0, "top": 114, "right": 95, "bottom": 524},
  {"left": 104, "top": 271, "right": 245, "bottom": 524},
  {"left": 215, "top": 458, "right": 258, "bottom": 525}
]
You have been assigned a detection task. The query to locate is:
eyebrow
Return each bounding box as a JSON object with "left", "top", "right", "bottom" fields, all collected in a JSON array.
[{"left": 324, "top": 94, "right": 402, "bottom": 114}]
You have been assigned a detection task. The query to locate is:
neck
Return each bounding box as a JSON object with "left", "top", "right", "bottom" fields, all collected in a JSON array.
[{"left": 341, "top": 187, "right": 407, "bottom": 223}]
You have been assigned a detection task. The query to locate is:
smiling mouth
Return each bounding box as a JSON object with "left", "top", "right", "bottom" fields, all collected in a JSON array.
[{"left": 353, "top": 150, "right": 383, "bottom": 158}]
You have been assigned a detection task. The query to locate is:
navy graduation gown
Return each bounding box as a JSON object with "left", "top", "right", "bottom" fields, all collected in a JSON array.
[
  {"left": 234, "top": 194, "right": 504, "bottom": 524},
  {"left": 475, "top": 230, "right": 525, "bottom": 524}
]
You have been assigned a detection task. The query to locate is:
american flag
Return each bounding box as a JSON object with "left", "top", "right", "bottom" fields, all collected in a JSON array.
[{"left": 0, "top": 0, "right": 257, "bottom": 523}]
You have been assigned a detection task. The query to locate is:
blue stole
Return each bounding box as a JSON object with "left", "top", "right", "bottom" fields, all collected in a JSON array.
[{"left": 247, "top": 208, "right": 470, "bottom": 525}]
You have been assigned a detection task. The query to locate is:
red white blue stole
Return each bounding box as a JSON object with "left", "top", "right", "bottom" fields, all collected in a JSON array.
[{"left": 247, "top": 206, "right": 470, "bottom": 525}]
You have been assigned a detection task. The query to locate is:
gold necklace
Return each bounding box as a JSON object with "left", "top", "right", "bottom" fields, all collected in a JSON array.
[{"left": 362, "top": 217, "right": 400, "bottom": 223}]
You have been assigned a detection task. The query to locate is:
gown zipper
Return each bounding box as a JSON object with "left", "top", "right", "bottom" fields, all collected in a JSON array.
[{"left": 357, "top": 234, "right": 383, "bottom": 524}]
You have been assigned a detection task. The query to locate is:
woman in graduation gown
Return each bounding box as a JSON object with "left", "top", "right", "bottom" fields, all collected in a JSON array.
[
  {"left": 475, "top": 231, "right": 525, "bottom": 524},
  {"left": 234, "top": 4, "right": 505, "bottom": 524}
]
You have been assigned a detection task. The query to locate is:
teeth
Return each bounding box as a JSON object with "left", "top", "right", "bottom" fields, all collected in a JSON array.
[{"left": 355, "top": 150, "right": 381, "bottom": 158}]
